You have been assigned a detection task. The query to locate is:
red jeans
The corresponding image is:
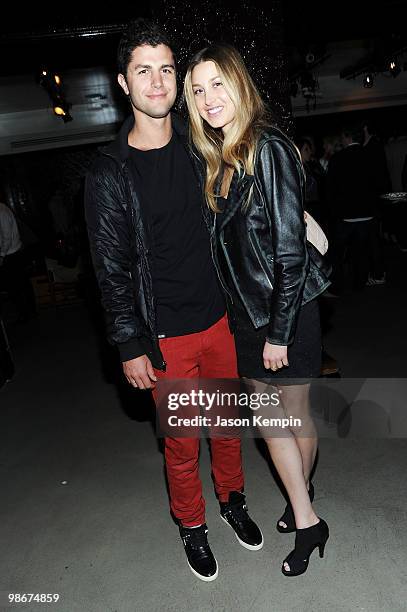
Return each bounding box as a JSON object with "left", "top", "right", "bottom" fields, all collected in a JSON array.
[{"left": 153, "top": 313, "right": 243, "bottom": 527}]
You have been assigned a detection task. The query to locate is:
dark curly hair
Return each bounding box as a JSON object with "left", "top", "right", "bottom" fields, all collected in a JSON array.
[{"left": 117, "top": 18, "right": 175, "bottom": 77}]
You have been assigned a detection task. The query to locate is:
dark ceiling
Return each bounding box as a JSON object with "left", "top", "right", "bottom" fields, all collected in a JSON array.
[
  {"left": 282, "top": 0, "right": 407, "bottom": 44},
  {"left": 1, "top": 1, "right": 406, "bottom": 38},
  {"left": 1, "top": 0, "right": 406, "bottom": 77}
]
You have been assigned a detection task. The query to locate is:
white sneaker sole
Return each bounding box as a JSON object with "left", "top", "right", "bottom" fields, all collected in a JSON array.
[
  {"left": 186, "top": 558, "right": 218, "bottom": 582},
  {"left": 220, "top": 514, "right": 264, "bottom": 550}
]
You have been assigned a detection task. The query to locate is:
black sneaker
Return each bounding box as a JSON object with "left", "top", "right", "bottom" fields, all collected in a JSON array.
[
  {"left": 220, "top": 491, "right": 264, "bottom": 551},
  {"left": 179, "top": 523, "right": 218, "bottom": 582}
]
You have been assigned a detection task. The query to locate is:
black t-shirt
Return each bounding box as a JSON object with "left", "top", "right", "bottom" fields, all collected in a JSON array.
[{"left": 128, "top": 131, "right": 225, "bottom": 337}]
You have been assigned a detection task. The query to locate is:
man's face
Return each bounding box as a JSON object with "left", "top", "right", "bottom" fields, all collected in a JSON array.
[
  {"left": 341, "top": 133, "right": 352, "bottom": 147},
  {"left": 300, "top": 143, "right": 312, "bottom": 163},
  {"left": 118, "top": 44, "right": 177, "bottom": 119}
]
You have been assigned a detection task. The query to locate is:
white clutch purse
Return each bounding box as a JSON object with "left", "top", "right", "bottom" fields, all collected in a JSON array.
[{"left": 304, "top": 211, "right": 328, "bottom": 255}]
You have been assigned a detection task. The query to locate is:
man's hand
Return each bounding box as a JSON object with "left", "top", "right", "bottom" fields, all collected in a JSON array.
[
  {"left": 263, "top": 342, "right": 289, "bottom": 371},
  {"left": 123, "top": 354, "right": 157, "bottom": 390}
]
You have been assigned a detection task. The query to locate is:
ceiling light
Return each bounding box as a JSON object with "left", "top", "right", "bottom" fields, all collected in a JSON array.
[
  {"left": 37, "top": 68, "right": 73, "bottom": 122},
  {"left": 363, "top": 74, "right": 374, "bottom": 88},
  {"left": 53, "top": 103, "right": 73, "bottom": 122},
  {"left": 389, "top": 60, "right": 401, "bottom": 78}
]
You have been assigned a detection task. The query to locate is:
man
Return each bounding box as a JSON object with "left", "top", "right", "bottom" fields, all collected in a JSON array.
[
  {"left": 319, "top": 136, "right": 336, "bottom": 173},
  {"left": 361, "top": 120, "right": 391, "bottom": 284},
  {"left": 85, "top": 19, "right": 262, "bottom": 582},
  {"left": 0, "top": 203, "right": 17, "bottom": 384},
  {"left": 327, "top": 126, "right": 377, "bottom": 293}
]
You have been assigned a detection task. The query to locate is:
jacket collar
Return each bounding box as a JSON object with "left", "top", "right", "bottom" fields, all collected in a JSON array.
[{"left": 103, "top": 112, "right": 188, "bottom": 163}]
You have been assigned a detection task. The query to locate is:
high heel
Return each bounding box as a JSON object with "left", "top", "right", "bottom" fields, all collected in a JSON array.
[
  {"left": 276, "top": 482, "right": 314, "bottom": 533},
  {"left": 281, "top": 518, "right": 329, "bottom": 577}
]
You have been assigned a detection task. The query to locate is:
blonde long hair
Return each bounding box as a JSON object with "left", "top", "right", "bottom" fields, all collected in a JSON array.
[{"left": 184, "top": 44, "right": 270, "bottom": 212}]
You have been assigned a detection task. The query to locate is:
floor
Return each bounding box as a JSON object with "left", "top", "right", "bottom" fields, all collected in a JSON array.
[{"left": 1, "top": 247, "right": 407, "bottom": 612}]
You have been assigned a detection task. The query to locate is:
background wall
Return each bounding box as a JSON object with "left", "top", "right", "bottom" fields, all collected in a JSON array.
[{"left": 0, "top": 1, "right": 291, "bottom": 263}]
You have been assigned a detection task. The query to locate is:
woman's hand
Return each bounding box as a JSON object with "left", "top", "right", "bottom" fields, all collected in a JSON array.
[{"left": 263, "top": 342, "right": 289, "bottom": 371}]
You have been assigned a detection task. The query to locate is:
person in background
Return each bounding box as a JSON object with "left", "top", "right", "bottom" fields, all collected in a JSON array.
[
  {"left": 0, "top": 201, "right": 36, "bottom": 322},
  {"left": 296, "top": 140, "right": 339, "bottom": 374},
  {"left": 0, "top": 315, "right": 14, "bottom": 387},
  {"left": 396, "top": 154, "right": 407, "bottom": 252},
  {"left": 319, "top": 136, "right": 336, "bottom": 173},
  {"left": 362, "top": 120, "right": 391, "bottom": 197},
  {"left": 361, "top": 120, "right": 391, "bottom": 284},
  {"left": 327, "top": 125, "right": 376, "bottom": 293},
  {"left": 297, "top": 137, "right": 325, "bottom": 225}
]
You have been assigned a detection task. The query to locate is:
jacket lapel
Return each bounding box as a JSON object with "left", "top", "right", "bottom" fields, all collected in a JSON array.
[
  {"left": 184, "top": 144, "right": 213, "bottom": 233},
  {"left": 217, "top": 173, "right": 254, "bottom": 231}
]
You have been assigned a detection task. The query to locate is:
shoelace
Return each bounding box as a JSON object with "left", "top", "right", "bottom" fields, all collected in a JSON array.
[
  {"left": 226, "top": 502, "right": 249, "bottom": 526},
  {"left": 183, "top": 528, "right": 209, "bottom": 550}
]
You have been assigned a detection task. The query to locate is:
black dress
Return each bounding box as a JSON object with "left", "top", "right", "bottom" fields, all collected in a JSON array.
[{"left": 216, "top": 193, "right": 322, "bottom": 382}]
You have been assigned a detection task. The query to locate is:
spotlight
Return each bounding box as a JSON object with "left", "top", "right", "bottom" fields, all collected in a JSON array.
[
  {"left": 389, "top": 60, "right": 401, "bottom": 78},
  {"left": 53, "top": 103, "right": 73, "bottom": 122},
  {"left": 363, "top": 73, "right": 374, "bottom": 88},
  {"left": 37, "top": 68, "right": 73, "bottom": 122},
  {"left": 305, "top": 52, "right": 315, "bottom": 64}
]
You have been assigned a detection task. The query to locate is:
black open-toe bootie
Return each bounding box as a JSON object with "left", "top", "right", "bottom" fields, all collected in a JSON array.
[
  {"left": 276, "top": 482, "right": 314, "bottom": 533},
  {"left": 281, "top": 518, "right": 329, "bottom": 577}
]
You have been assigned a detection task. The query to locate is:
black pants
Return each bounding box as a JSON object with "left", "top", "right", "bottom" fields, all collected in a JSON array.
[
  {"left": 0, "top": 249, "right": 36, "bottom": 320},
  {"left": 383, "top": 201, "right": 407, "bottom": 249},
  {"left": 330, "top": 219, "right": 373, "bottom": 291},
  {"left": 0, "top": 317, "right": 14, "bottom": 387}
]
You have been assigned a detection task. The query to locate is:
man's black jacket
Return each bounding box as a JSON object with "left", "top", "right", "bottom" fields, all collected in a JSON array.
[
  {"left": 327, "top": 143, "right": 377, "bottom": 219},
  {"left": 84, "top": 115, "right": 202, "bottom": 370}
]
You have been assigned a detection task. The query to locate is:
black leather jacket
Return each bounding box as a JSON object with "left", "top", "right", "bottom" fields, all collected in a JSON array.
[
  {"left": 194, "top": 127, "right": 331, "bottom": 346},
  {"left": 85, "top": 114, "right": 204, "bottom": 370}
]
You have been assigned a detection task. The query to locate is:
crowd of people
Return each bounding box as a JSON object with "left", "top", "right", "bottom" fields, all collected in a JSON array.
[{"left": 295, "top": 120, "right": 396, "bottom": 294}]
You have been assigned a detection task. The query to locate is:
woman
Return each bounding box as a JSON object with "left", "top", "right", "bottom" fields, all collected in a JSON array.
[
  {"left": 184, "top": 44, "right": 331, "bottom": 576},
  {"left": 297, "top": 136, "right": 326, "bottom": 230}
]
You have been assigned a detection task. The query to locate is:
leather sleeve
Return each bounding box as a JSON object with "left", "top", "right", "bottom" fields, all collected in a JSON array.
[
  {"left": 256, "top": 137, "right": 309, "bottom": 345},
  {"left": 84, "top": 159, "right": 146, "bottom": 360}
]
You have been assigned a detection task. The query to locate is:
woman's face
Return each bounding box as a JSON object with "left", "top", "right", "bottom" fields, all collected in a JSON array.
[{"left": 191, "top": 61, "right": 236, "bottom": 134}]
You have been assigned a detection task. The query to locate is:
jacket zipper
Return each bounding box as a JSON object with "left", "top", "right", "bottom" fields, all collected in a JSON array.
[
  {"left": 248, "top": 229, "right": 274, "bottom": 289},
  {"left": 210, "top": 215, "right": 234, "bottom": 303},
  {"left": 189, "top": 147, "right": 212, "bottom": 233}
]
